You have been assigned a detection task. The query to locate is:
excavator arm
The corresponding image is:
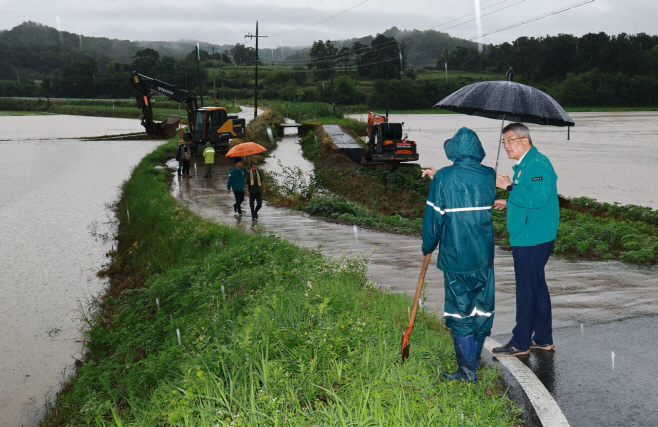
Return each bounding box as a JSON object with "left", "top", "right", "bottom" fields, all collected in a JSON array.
[{"left": 130, "top": 71, "right": 198, "bottom": 137}]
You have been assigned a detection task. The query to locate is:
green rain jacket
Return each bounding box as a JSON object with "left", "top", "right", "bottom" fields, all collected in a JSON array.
[
  {"left": 226, "top": 166, "right": 247, "bottom": 191},
  {"left": 422, "top": 128, "right": 496, "bottom": 274},
  {"left": 506, "top": 145, "right": 559, "bottom": 246}
]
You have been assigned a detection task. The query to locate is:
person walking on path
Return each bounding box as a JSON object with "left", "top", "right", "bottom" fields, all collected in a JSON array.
[
  {"left": 421, "top": 127, "right": 496, "bottom": 383},
  {"left": 227, "top": 158, "right": 247, "bottom": 215},
  {"left": 202, "top": 142, "right": 215, "bottom": 178},
  {"left": 181, "top": 140, "right": 191, "bottom": 177},
  {"left": 492, "top": 122, "right": 559, "bottom": 357},
  {"left": 246, "top": 162, "right": 265, "bottom": 220},
  {"left": 175, "top": 140, "right": 184, "bottom": 176}
]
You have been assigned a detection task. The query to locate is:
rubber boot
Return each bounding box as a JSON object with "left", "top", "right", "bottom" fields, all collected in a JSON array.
[
  {"left": 475, "top": 339, "right": 484, "bottom": 370},
  {"left": 442, "top": 334, "right": 477, "bottom": 383}
]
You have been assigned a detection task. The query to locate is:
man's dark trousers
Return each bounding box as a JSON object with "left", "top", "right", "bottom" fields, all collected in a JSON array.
[
  {"left": 249, "top": 190, "right": 262, "bottom": 218},
  {"left": 233, "top": 191, "right": 245, "bottom": 214},
  {"left": 509, "top": 240, "right": 555, "bottom": 351}
]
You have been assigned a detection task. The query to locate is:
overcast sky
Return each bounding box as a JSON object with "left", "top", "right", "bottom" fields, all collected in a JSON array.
[{"left": 1, "top": 0, "right": 656, "bottom": 50}]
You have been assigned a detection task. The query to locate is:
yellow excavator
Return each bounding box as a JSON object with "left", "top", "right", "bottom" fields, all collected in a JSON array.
[{"left": 130, "top": 71, "right": 245, "bottom": 153}]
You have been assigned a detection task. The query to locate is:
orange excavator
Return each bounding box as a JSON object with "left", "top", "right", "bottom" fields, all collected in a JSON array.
[{"left": 365, "top": 112, "right": 419, "bottom": 163}]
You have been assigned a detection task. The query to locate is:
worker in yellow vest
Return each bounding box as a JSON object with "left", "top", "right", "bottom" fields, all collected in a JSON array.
[{"left": 202, "top": 142, "right": 215, "bottom": 178}]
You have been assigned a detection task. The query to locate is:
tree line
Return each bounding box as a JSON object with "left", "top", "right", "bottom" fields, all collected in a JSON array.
[{"left": 1, "top": 20, "right": 658, "bottom": 108}]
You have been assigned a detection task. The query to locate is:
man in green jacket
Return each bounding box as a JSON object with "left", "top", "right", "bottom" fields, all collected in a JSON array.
[
  {"left": 492, "top": 122, "right": 559, "bottom": 357},
  {"left": 422, "top": 127, "right": 496, "bottom": 383},
  {"left": 226, "top": 158, "right": 247, "bottom": 215},
  {"left": 202, "top": 142, "right": 215, "bottom": 178}
]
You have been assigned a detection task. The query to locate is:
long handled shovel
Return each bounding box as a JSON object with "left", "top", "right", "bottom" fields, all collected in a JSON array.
[{"left": 400, "top": 253, "right": 432, "bottom": 363}]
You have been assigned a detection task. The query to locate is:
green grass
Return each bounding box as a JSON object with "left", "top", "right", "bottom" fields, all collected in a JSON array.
[
  {"left": 0, "top": 110, "right": 49, "bottom": 116},
  {"left": 41, "top": 137, "right": 519, "bottom": 426},
  {"left": 0, "top": 97, "right": 241, "bottom": 122}
]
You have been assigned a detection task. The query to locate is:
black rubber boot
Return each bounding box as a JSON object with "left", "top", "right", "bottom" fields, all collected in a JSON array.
[
  {"left": 443, "top": 334, "right": 477, "bottom": 383},
  {"left": 475, "top": 339, "right": 484, "bottom": 370}
]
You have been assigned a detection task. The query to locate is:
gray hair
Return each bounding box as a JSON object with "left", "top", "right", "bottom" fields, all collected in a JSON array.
[{"left": 502, "top": 122, "right": 533, "bottom": 146}]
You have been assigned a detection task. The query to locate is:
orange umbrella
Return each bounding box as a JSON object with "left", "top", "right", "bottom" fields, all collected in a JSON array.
[{"left": 225, "top": 142, "right": 267, "bottom": 158}]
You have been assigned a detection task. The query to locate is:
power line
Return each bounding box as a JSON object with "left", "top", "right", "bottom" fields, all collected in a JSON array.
[
  {"left": 265, "top": 0, "right": 523, "bottom": 66},
  {"left": 268, "top": 0, "right": 370, "bottom": 37},
  {"left": 258, "top": 0, "right": 596, "bottom": 73},
  {"left": 259, "top": 0, "right": 325, "bottom": 22}
]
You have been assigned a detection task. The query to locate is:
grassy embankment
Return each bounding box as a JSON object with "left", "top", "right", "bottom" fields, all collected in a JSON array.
[
  {"left": 262, "top": 103, "right": 658, "bottom": 265},
  {"left": 40, "top": 132, "right": 519, "bottom": 425},
  {"left": 0, "top": 97, "right": 240, "bottom": 122}
]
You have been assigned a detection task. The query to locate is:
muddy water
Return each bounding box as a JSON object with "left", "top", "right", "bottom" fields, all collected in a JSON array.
[
  {"left": 349, "top": 112, "right": 658, "bottom": 209},
  {"left": 0, "top": 115, "right": 162, "bottom": 426}
]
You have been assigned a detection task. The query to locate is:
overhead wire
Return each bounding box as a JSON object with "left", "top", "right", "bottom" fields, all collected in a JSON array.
[
  {"left": 255, "top": 0, "right": 596, "bottom": 73},
  {"left": 264, "top": 0, "right": 522, "bottom": 66},
  {"left": 258, "top": 0, "right": 325, "bottom": 22},
  {"left": 267, "top": 0, "right": 370, "bottom": 37}
]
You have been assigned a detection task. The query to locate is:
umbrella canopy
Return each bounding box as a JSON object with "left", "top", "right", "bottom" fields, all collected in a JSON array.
[
  {"left": 434, "top": 80, "right": 575, "bottom": 127},
  {"left": 225, "top": 142, "right": 267, "bottom": 158}
]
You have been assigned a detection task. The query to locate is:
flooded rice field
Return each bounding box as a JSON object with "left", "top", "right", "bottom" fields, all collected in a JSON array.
[
  {"left": 0, "top": 115, "right": 162, "bottom": 426},
  {"left": 349, "top": 111, "right": 658, "bottom": 209}
]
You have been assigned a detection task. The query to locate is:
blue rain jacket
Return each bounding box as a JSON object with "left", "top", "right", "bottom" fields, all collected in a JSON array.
[{"left": 422, "top": 128, "right": 496, "bottom": 274}]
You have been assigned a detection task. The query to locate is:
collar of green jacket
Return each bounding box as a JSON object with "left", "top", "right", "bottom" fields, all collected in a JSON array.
[
  {"left": 444, "top": 127, "right": 486, "bottom": 164},
  {"left": 513, "top": 145, "right": 538, "bottom": 170}
]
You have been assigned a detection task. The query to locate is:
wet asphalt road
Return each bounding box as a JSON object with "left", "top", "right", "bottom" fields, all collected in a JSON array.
[
  {"left": 170, "top": 130, "right": 658, "bottom": 426},
  {"left": 491, "top": 316, "right": 658, "bottom": 427}
]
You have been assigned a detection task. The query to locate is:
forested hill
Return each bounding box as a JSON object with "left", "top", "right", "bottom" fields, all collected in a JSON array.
[
  {"left": 0, "top": 21, "right": 237, "bottom": 80},
  {"left": 0, "top": 21, "right": 478, "bottom": 81},
  {"left": 2, "top": 20, "right": 658, "bottom": 108}
]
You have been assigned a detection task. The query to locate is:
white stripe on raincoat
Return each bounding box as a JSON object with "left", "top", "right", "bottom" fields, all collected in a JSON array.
[
  {"left": 444, "top": 307, "right": 494, "bottom": 319},
  {"left": 426, "top": 200, "right": 492, "bottom": 215}
]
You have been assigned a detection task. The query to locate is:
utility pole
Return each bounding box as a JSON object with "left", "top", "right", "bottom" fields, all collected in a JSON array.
[
  {"left": 195, "top": 43, "right": 204, "bottom": 106},
  {"left": 211, "top": 46, "right": 217, "bottom": 102},
  {"left": 245, "top": 21, "right": 268, "bottom": 119},
  {"left": 385, "top": 56, "right": 389, "bottom": 119},
  {"left": 330, "top": 72, "right": 336, "bottom": 115}
]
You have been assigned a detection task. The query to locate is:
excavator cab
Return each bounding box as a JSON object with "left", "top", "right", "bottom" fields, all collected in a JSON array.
[
  {"left": 189, "top": 107, "right": 246, "bottom": 152},
  {"left": 366, "top": 112, "right": 419, "bottom": 163}
]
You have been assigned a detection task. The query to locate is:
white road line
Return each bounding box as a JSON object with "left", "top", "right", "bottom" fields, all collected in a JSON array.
[{"left": 485, "top": 337, "right": 570, "bottom": 427}]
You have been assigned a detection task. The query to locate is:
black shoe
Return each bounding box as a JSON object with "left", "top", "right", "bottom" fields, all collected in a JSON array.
[
  {"left": 491, "top": 342, "right": 529, "bottom": 357},
  {"left": 233, "top": 205, "right": 237, "bottom": 213},
  {"left": 530, "top": 340, "right": 555, "bottom": 351}
]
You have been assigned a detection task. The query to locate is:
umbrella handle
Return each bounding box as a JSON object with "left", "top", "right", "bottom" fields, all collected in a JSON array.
[{"left": 494, "top": 114, "right": 506, "bottom": 174}]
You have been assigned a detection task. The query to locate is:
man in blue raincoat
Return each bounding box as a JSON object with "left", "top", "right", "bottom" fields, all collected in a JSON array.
[{"left": 422, "top": 127, "right": 496, "bottom": 383}]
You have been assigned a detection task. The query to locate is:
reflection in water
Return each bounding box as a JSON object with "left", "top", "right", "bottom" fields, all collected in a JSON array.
[{"left": 523, "top": 351, "right": 557, "bottom": 395}]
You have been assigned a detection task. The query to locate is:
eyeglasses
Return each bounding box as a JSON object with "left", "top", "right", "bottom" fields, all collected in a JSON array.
[{"left": 502, "top": 136, "right": 524, "bottom": 145}]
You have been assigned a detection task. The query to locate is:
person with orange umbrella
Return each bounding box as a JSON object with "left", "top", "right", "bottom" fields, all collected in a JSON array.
[
  {"left": 246, "top": 162, "right": 265, "bottom": 220},
  {"left": 226, "top": 158, "right": 247, "bottom": 215}
]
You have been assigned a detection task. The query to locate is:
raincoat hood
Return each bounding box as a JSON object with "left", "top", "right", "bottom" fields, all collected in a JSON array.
[{"left": 444, "top": 127, "right": 486, "bottom": 164}]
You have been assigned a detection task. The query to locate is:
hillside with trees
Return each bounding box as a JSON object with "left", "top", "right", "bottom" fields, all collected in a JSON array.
[{"left": 1, "top": 21, "right": 657, "bottom": 109}]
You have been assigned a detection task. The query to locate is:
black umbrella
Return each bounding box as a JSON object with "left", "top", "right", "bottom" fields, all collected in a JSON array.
[{"left": 434, "top": 79, "right": 575, "bottom": 171}]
